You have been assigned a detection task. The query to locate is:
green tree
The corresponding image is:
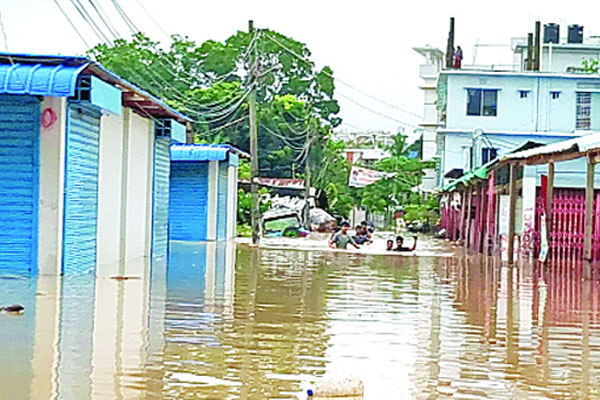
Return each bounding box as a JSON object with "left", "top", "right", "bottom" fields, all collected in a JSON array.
[
  {"left": 359, "top": 134, "right": 433, "bottom": 216},
  {"left": 88, "top": 30, "right": 340, "bottom": 178}
]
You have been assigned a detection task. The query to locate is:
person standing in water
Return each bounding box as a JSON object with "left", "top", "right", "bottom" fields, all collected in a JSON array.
[
  {"left": 394, "top": 235, "right": 418, "bottom": 252},
  {"left": 329, "top": 222, "right": 360, "bottom": 249}
]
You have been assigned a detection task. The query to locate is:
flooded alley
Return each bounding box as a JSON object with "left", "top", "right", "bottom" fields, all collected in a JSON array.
[{"left": 2, "top": 240, "right": 600, "bottom": 399}]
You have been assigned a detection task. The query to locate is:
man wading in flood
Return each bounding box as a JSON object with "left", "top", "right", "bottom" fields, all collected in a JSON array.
[
  {"left": 329, "top": 222, "right": 360, "bottom": 249},
  {"left": 393, "top": 235, "right": 418, "bottom": 252}
]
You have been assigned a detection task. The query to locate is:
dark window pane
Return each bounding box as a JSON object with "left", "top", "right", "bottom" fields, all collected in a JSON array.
[
  {"left": 482, "top": 90, "right": 497, "bottom": 116},
  {"left": 467, "top": 89, "right": 481, "bottom": 116}
]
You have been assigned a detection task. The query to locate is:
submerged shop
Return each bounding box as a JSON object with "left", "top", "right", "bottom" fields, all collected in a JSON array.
[{"left": 0, "top": 52, "right": 190, "bottom": 276}]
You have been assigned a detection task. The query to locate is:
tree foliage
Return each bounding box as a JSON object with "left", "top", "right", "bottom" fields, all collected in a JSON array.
[
  {"left": 359, "top": 135, "right": 434, "bottom": 214},
  {"left": 88, "top": 30, "right": 340, "bottom": 178}
]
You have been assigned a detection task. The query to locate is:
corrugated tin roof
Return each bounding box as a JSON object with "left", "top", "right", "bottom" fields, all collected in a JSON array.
[
  {"left": 0, "top": 63, "right": 87, "bottom": 97},
  {"left": 170, "top": 144, "right": 234, "bottom": 161},
  {"left": 0, "top": 52, "right": 191, "bottom": 123},
  {"left": 501, "top": 133, "right": 600, "bottom": 163}
]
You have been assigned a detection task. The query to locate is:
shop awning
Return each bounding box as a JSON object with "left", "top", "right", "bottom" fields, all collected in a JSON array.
[{"left": 0, "top": 62, "right": 87, "bottom": 97}]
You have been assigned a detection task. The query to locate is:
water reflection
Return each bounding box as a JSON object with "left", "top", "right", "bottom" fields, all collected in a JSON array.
[{"left": 4, "top": 242, "right": 600, "bottom": 398}]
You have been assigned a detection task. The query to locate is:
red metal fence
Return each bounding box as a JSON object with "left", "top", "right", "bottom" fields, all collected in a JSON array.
[{"left": 534, "top": 188, "right": 600, "bottom": 261}]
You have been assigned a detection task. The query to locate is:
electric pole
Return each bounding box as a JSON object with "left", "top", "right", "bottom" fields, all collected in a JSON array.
[{"left": 249, "top": 20, "right": 260, "bottom": 244}]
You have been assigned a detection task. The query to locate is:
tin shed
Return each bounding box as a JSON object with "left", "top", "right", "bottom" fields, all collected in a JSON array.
[{"left": 169, "top": 144, "right": 242, "bottom": 242}]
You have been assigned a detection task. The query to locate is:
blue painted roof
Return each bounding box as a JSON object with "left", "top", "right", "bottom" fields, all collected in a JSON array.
[
  {"left": 171, "top": 144, "right": 232, "bottom": 161},
  {"left": 0, "top": 63, "right": 87, "bottom": 97},
  {"left": 0, "top": 52, "right": 191, "bottom": 123}
]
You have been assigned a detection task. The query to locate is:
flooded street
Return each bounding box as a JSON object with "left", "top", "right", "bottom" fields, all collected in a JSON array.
[{"left": 3, "top": 239, "right": 600, "bottom": 399}]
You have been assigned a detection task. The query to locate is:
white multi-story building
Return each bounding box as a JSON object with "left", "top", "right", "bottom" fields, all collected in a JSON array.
[{"left": 414, "top": 46, "right": 444, "bottom": 190}]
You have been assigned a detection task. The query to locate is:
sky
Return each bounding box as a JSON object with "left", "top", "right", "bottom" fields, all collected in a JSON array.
[{"left": 1, "top": 0, "right": 600, "bottom": 137}]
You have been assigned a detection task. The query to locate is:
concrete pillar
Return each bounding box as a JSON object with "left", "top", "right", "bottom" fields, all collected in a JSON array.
[
  {"left": 508, "top": 164, "right": 518, "bottom": 265},
  {"left": 546, "top": 161, "right": 555, "bottom": 257},
  {"left": 206, "top": 161, "right": 219, "bottom": 241},
  {"left": 38, "top": 97, "right": 67, "bottom": 275},
  {"left": 96, "top": 111, "right": 125, "bottom": 275},
  {"left": 118, "top": 109, "right": 131, "bottom": 267},
  {"left": 584, "top": 156, "right": 595, "bottom": 279},
  {"left": 521, "top": 167, "right": 537, "bottom": 258}
]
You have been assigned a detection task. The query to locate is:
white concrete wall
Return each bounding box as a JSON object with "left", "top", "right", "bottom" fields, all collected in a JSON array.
[
  {"left": 96, "top": 112, "right": 124, "bottom": 273},
  {"left": 38, "top": 97, "right": 67, "bottom": 275},
  {"left": 123, "top": 112, "right": 154, "bottom": 261},
  {"left": 443, "top": 73, "right": 600, "bottom": 134},
  {"left": 227, "top": 165, "right": 238, "bottom": 239},
  {"left": 206, "top": 161, "right": 219, "bottom": 241}
]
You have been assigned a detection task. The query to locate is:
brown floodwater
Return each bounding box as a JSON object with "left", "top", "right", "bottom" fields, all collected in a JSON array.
[{"left": 2, "top": 238, "right": 600, "bottom": 399}]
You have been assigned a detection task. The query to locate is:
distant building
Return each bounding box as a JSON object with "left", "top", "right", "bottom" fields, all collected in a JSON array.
[
  {"left": 437, "top": 68, "right": 600, "bottom": 189},
  {"left": 414, "top": 46, "right": 444, "bottom": 190},
  {"left": 416, "top": 22, "right": 600, "bottom": 190},
  {"left": 331, "top": 130, "right": 396, "bottom": 165}
]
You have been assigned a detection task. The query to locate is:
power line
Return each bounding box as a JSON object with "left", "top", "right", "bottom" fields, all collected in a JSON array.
[
  {"left": 336, "top": 90, "right": 417, "bottom": 128},
  {"left": 69, "top": 0, "right": 111, "bottom": 44},
  {"left": 0, "top": 12, "right": 8, "bottom": 51},
  {"left": 132, "top": 0, "right": 169, "bottom": 39},
  {"left": 86, "top": 0, "right": 119, "bottom": 39},
  {"left": 53, "top": 0, "right": 90, "bottom": 47},
  {"left": 263, "top": 31, "right": 422, "bottom": 120}
]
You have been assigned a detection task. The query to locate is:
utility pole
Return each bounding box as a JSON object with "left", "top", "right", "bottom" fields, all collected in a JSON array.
[{"left": 248, "top": 20, "right": 260, "bottom": 245}]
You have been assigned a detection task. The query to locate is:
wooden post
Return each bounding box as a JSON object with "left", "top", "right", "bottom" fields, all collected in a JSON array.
[
  {"left": 508, "top": 164, "right": 518, "bottom": 265},
  {"left": 584, "top": 155, "right": 595, "bottom": 279},
  {"left": 546, "top": 161, "right": 554, "bottom": 258},
  {"left": 479, "top": 184, "right": 486, "bottom": 253},
  {"left": 460, "top": 189, "right": 467, "bottom": 243},
  {"left": 465, "top": 186, "right": 473, "bottom": 248}
]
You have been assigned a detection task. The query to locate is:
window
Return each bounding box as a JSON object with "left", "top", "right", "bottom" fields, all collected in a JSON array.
[
  {"left": 467, "top": 89, "right": 498, "bottom": 116},
  {"left": 576, "top": 92, "right": 591, "bottom": 130},
  {"left": 551, "top": 91, "right": 561, "bottom": 99},
  {"left": 481, "top": 147, "right": 498, "bottom": 164},
  {"left": 519, "top": 90, "right": 529, "bottom": 98}
]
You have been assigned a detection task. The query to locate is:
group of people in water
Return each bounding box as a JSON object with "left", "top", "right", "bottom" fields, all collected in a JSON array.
[{"left": 328, "top": 221, "right": 418, "bottom": 252}]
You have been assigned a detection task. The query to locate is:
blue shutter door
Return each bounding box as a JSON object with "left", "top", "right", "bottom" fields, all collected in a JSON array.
[
  {"left": 216, "top": 162, "right": 229, "bottom": 241},
  {"left": 0, "top": 94, "right": 40, "bottom": 275},
  {"left": 152, "top": 138, "right": 170, "bottom": 259},
  {"left": 63, "top": 103, "right": 101, "bottom": 274},
  {"left": 169, "top": 162, "right": 209, "bottom": 241}
]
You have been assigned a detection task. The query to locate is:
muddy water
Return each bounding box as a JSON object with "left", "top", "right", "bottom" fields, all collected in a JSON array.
[{"left": 3, "top": 240, "right": 600, "bottom": 399}]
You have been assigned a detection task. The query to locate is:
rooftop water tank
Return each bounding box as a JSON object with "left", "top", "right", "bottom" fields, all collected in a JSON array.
[
  {"left": 543, "top": 23, "right": 560, "bottom": 44},
  {"left": 568, "top": 25, "right": 584, "bottom": 44}
]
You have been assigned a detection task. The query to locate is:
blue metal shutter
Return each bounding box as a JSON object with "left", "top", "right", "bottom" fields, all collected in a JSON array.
[
  {"left": 151, "top": 138, "right": 170, "bottom": 259},
  {"left": 63, "top": 103, "right": 101, "bottom": 274},
  {"left": 169, "top": 162, "right": 209, "bottom": 241},
  {"left": 0, "top": 94, "right": 40, "bottom": 275},
  {"left": 216, "top": 162, "right": 229, "bottom": 241}
]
